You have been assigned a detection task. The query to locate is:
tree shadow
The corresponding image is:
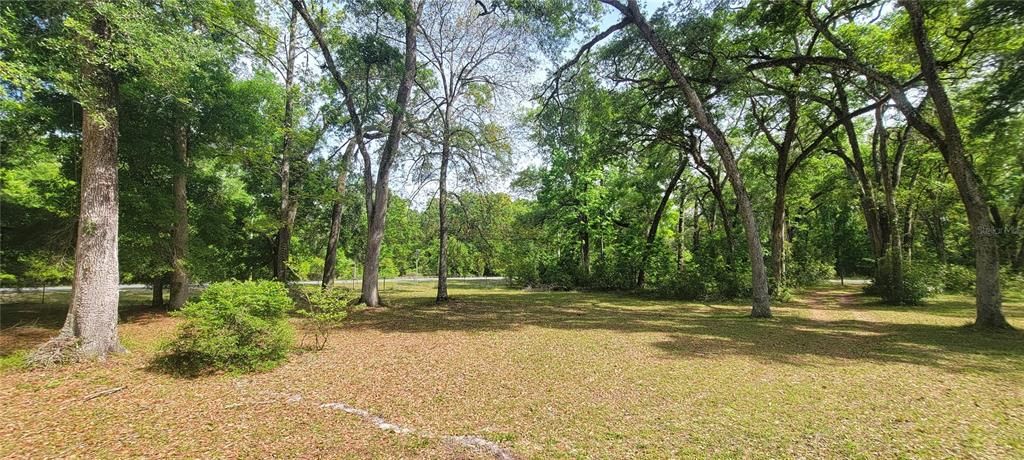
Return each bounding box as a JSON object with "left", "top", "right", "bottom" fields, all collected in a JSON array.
[
  {"left": 0, "top": 298, "right": 173, "bottom": 356},
  {"left": 345, "top": 286, "right": 1024, "bottom": 375}
]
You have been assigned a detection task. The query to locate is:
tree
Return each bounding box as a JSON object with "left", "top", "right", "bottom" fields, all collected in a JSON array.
[
  {"left": 413, "top": 0, "right": 526, "bottom": 301},
  {"left": 597, "top": 0, "right": 771, "bottom": 317},
  {"left": 322, "top": 141, "right": 355, "bottom": 288},
  {"left": 292, "top": 0, "right": 423, "bottom": 307},
  {"left": 749, "top": 0, "right": 1010, "bottom": 327},
  {"left": 8, "top": 1, "right": 126, "bottom": 362}
]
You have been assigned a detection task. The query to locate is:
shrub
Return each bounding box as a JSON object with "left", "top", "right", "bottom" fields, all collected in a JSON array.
[
  {"left": 295, "top": 288, "right": 351, "bottom": 351},
  {"left": 941, "top": 264, "right": 974, "bottom": 294},
  {"left": 160, "top": 280, "right": 294, "bottom": 374},
  {"left": 655, "top": 259, "right": 752, "bottom": 301},
  {"left": 789, "top": 260, "right": 836, "bottom": 287},
  {"left": 1002, "top": 269, "right": 1024, "bottom": 295},
  {"left": 867, "top": 260, "right": 942, "bottom": 305}
]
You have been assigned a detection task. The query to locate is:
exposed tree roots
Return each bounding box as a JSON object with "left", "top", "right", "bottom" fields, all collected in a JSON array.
[
  {"left": 321, "top": 402, "right": 517, "bottom": 459},
  {"left": 27, "top": 334, "right": 82, "bottom": 368}
]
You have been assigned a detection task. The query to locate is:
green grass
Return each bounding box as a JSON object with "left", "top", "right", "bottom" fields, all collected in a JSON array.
[
  {"left": 0, "top": 350, "right": 28, "bottom": 371},
  {"left": 2, "top": 281, "right": 1023, "bottom": 458}
]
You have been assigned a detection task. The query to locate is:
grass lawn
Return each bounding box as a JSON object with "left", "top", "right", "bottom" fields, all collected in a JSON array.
[{"left": 2, "top": 281, "right": 1023, "bottom": 458}]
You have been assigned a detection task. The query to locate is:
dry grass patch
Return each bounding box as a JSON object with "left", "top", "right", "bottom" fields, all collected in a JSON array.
[{"left": 2, "top": 281, "right": 1023, "bottom": 458}]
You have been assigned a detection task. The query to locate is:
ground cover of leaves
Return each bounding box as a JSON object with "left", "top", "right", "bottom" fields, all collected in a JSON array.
[{"left": 2, "top": 281, "right": 1023, "bottom": 458}]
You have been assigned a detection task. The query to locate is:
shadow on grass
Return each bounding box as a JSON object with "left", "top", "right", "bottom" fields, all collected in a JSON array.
[
  {"left": 345, "top": 286, "right": 1024, "bottom": 375},
  {"left": 0, "top": 290, "right": 179, "bottom": 357}
]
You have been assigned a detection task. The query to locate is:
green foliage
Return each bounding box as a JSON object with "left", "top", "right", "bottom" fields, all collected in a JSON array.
[
  {"left": 159, "top": 280, "right": 293, "bottom": 374},
  {"left": 941, "top": 264, "right": 975, "bottom": 294},
  {"left": 295, "top": 288, "right": 351, "bottom": 351},
  {"left": 21, "top": 253, "right": 72, "bottom": 287},
  {"left": 0, "top": 350, "right": 29, "bottom": 372},
  {"left": 789, "top": 260, "right": 836, "bottom": 287},
  {"left": 867, "top": 261, "right": 943, "bottom": 306},
  {"left": 1003, "top": 269, "right": 1024, "bottom": 295}
]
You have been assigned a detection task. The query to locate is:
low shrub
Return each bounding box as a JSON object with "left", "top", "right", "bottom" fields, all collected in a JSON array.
[
  {"left": 789, "top": 260, "right": 836, "bottom": 287},
  {"left": 867, "top": 260, "right": 942, "bottom": 305},
  {"left": 941, "top": 264, "right": 974, "bottom": 294},
  {"left": 159, "top": 280, "right": 293, "bottom": 374},
  {"left": 1003, "top": 269, "right": 1024, "bottom": 295},
  {"left": 655, "top": 260, "right": 752, "bottom": 301},
  {"left": 295, "top": 288, "right": 351, "bottom": 351}
]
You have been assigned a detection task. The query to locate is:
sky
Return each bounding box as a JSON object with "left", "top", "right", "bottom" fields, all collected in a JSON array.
[
  {"left": 244, "top": 0, "right": 679, "bottom": 210},
  {"left": 393, "top": 0, "right": 676, "bottom": 209}
]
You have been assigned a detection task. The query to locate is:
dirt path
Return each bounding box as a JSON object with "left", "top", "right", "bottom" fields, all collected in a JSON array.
[{"left": 798, "top": 286, "right": 875, "bottom": 323}]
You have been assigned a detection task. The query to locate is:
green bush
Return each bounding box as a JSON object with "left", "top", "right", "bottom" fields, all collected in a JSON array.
[
  {"left": 941, "top": 264, "right": 974, "bottom": 294},
  {"left": 160, "top": 280, "right": 294, "bottom": 374},
  {"left": 295, "top": 288, "right": 351, "bottom": 351},
  {"left": 1002, "top": 269, "right": 1024, "bottom": 296},
  {"left": 789, "top": 260, "right": 836, "bottom": 287},
  {"left": 867, "top": 260, "right": 942, "bottom": 305}
]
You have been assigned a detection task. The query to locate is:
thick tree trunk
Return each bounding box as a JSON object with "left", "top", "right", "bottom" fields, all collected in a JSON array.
[
  {"left": 169, "top": 123, "right": 189, "bottom": 309},
  {"left": 359, "top": 2, "right": 421, "bottom": 307},
  {"left": 322, "top": 143, "right": 355, "bottom": 289},
  {"left": 624, "top": 2, "right": 770, "bottom": 315},
  {"left": 36, "top": 12, "right": 124, "bottom": 361},
  {"left": 901, "top": 0, "right": 1007, "bottom": 328},
  {"left": 638, "top": 159, "right": 686, "bottom": 288},
  {"left": 436, "top": 146, "right": 450, "bottom": 302},
  {"left": 274, "top": 7, "right": 298, "bottom": 283},
  {"left": 361, "top": 213, "right": 386, "bottom": 306}
]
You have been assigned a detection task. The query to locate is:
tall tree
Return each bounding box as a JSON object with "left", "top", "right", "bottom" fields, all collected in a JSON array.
[
  {"left": 322, "top": 141, "right": 355, "bottom": 288},
  {"left": 750, "top": 0, "right": 1010, "bottom": 327},
  {"left": 599, "top": 0, "right": 771, "bottom": 316},
  {"left": 169, "top": 122, "right": 190, "bottom": 307},
  {"left": 292, "top": 0, "right": 423, "bottom": 307},
  {"left": 413, "top": 0, "right": 525, "bottom": 302},
  {"left": 47, "top": 8, "right": 125, "bottom": 360},
  {"left": 273, "top": 6, "right": 299, "bottom": 282}
]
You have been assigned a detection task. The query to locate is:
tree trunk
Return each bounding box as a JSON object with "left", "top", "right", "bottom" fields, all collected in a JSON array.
[
  {"left": 769, "top": 181, "right": 786, "bottom": 291},
  {"left": 638, "top": 158, "right": 686, "bottom": 288},
  {"left": 756, "top": 95, "right": 798, "bottom": 292},
  {"left": 901, "top": 0, "right": 1007, "bottom": 328},
  {"left": 152, "top": 278, "right": 164, "bottom": 308},
  {"left": 36, "top": 12, "right": 124, "bottom": 361},
  {"left": 360, "top": 2, "right": 421, "bottom": 307},
  {"left": 274, "top": 7, "right": 298, "bottom": 283},
  {"left": 875, "top": 107, "right": 904, "bottom": 300},
  {"left": 692, "top": 194, "right": 703, "bottom": 254},
  {"left": 624, "top": 2, "right": 770, "bottom": 315},
  {"left": 835, "top": 94, "right": 892, "bottom": 288},
  {"left": 1013, "top": 239, "right": 1024, "bottom": 272},
  {"left": 322, "top": 142, "right": 355, "bottom": 289},
  {"left": 580, "top": 213, "right": 591, "bottom": 275},
  {"left": 676, "top": 178, "right": 687, "bottom": 272},
  {"left": 929, "top": 213, "right": 948, "bottom": 265},
  {"left": 436, "top": 145, "right": 450, "bottom": 302},
  {"left": 169, "top": 123, "right": 189, "bottom": 309}
]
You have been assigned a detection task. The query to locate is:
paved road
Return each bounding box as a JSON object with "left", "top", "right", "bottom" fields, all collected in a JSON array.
[
  {"left": 0, "top": 276, "right": 506, "bottom": 294},
  {"left": 826, "top": 278, "right": 872, "bottom": 286}
]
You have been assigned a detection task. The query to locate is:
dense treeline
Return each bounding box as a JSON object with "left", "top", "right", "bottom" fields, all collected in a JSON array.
[{"left": 1, "top": 0, "right": 1022, "bottom": 361}]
